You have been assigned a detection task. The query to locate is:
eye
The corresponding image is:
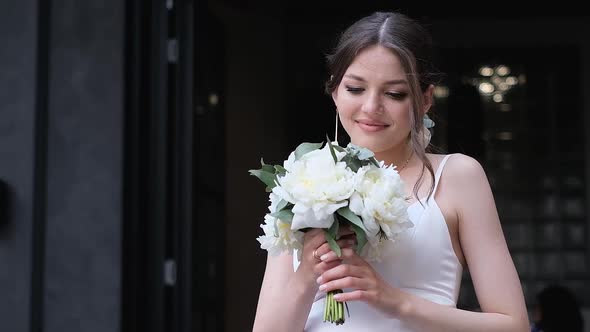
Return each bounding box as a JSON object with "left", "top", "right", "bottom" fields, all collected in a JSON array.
[
  {"left": 345, "top": 86, "right": 364, "bottom": 94},
  {"left": 386, "top": 92, "right": 408, "bottom": 100}
]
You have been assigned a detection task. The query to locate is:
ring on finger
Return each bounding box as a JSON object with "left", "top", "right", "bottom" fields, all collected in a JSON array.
[{"left": 312, "top": 249, "right": 321, "bottom": 261}]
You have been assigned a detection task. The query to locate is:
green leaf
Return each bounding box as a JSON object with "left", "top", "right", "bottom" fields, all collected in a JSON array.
[
  {"left": 275, "top": 199, "right": 289, "bottom": 212},
  {"left": 269, "top": 209, "right": 293, "bottom": 223},
  {"left": 342, "top": 155, "right": 361, "bottom": 172},
  {"left": 248, "top": 169, "right": 277, "bottom": 189},
  {"left": 336, "top": 207, "right": 367, "bottom": 233},
  {"left": 294, "top": 142, "right": 322, "bottom": 160},
  {"left": 350, "top": 223, "right": 368, "bottom": 255},
  {"left": 356, "top": 147, "right": 374, "bottom": 160},
  {"left": 323, "top": 230, "right": 342, "bottom": 257},
  {"left": 261, "top": 163, "right": 275, "bottom": 174},
  {"left": 369, "top": 157, "right": 380, "bottom": 167},
  {"left": 333, "top": 145, "right": 345, "bottom": 152},
  {"left": 274, "top": 164, "right": 286, "bottom": 176},
  {"left": 327, "top": 218, "right": 339, "bottom": 240},
  {"left": 326, "top": 135, "right": 338, "bottom": 164}
]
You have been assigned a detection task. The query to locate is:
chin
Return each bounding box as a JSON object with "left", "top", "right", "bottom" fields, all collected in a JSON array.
[{"left": 350, "top": 139, "right": 390, "bottom": 154}]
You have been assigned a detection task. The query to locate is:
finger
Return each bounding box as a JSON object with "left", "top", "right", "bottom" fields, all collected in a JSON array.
[
  {"left": 313, "top": 260, "right": 342, "bottom": 277},
  {"left": 303, "top": 231, "right": 329, "bottom": 257},
  {"left": 314, "top": 237, "right": 355, "bottom": 262},
  {"left": 318, "top": 276, "right": 369, "bottom": 294},
  {"left": 319, "top": 263, "right": 365, "bottom": 283},
  {"left": 332, "top": 290, "right": 370, "bottom": 302},
  {"left": 318, "top": 243, "right": 352, "bottom": 263},
  {"left": 339, "top": 247, "right": 362, "bottom": 261}
]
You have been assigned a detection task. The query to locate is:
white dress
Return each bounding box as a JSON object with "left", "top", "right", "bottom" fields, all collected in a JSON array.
[{"left": 294, "top": 155, "right": 463, "bottom": 331}]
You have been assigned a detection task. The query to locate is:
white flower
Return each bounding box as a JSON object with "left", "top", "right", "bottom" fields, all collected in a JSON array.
[
  {"left": 349, "top": 164, "right": 413, "bottom": 239},
  {"left": 361, "top": 236, "right": 387, "bottom": 262},
  {"left": 268, "top": 192, "right": 281, "bottom": 213},
  {"left": 273, "top": 143, "right": 356, "bottom": 230},
  {"left": 257, "top": 214, "right": 304, "bottom": 256}
]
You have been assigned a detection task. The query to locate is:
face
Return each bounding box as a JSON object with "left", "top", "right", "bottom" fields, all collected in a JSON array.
[{"left": 332, "top": 45, "right": 419, "bottom": 155}]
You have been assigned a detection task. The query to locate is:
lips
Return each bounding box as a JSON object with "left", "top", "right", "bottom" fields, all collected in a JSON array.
[{"left": 355, "top": 119, "right": 390, "bottom": 132}]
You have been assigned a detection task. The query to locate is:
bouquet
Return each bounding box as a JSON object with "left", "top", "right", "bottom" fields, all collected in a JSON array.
[{"left": 250, "top": 138, "right": 413, "bottom": 325}]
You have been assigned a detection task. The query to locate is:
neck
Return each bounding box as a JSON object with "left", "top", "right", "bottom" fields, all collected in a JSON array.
[{"left": 374, "top": 144, "right": 413, "bottom": 170}]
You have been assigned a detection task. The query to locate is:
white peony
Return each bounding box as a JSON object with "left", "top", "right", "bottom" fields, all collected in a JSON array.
[
  {"left": 349, "top": 164, "right": 413, "bottom": 240},
  {"left": 272, "top": 143, "right": 356, "bottom": 231},
  {"left": 257, "top": 214, "right": 304, "bottom": 256}
]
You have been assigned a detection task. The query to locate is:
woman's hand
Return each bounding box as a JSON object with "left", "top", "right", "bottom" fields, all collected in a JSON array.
[
  {"left": 316, "top": 247, "right": 407, "bottom": 317},
  {"left": 297, "top": 227, "right": 357, "bottom": 288}
]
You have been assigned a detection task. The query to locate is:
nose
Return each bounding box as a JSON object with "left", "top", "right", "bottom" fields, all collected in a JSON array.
[{"left": 361, "top": 92, "right": 383, "bottom": 114}]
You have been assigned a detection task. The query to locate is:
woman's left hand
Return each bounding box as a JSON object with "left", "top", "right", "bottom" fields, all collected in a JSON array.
[{"left": 316, "top": 247, "right": 407, "bottom": 318}]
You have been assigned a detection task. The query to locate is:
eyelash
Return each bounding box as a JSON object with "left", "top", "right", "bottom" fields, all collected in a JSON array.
[{"left": 345, "top": 86, "right": 408, "bottom": 101}]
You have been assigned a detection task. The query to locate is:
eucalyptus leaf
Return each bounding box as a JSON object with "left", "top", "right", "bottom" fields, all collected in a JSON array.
[
  {"left": 356, "top": 147, "right": 374, "bottom": 160},
  {"left": 248, "top": 169, "right": 277, "bottom": 189},
  {"left": 342, "top": 155, "right": 361, "bottom": 172},
  {"left": 294, "top": 142, "right": 323, "bottom": 160},
  {"left": 336, "top": 207, "right": 367, "bottom": 233},
  {"left": 323, "top": 230, "right": 342, "bottom": 257},
  {"left": 270, "top": 209, "right": 294, "bottom": 223},
  {"left": 275, "top": 199, "right": 289, "bottom": 212}
]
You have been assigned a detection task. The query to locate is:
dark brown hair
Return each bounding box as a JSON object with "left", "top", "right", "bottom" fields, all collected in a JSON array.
[{"left": 325, "top": 11, "right": 443, "bottom": 201}]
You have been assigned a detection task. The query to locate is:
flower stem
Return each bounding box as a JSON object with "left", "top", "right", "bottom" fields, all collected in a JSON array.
[{"left": 323, "top": 289, "right": 346, "bottom": 325}]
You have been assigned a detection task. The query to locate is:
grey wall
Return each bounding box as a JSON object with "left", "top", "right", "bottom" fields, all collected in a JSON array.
[
  {"left": 0, "top": 1, "right": 39, "bottom": 331},
  {"left": 43, "top": 2, "right": 124, "bottom": 331},
  {"left": 0, "top": 1, "right": 125, "bottom": 331}
]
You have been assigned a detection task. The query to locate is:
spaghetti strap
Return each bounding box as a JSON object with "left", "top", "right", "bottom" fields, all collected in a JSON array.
[{"left": 432, "top": 154, "right": 452, "bottom": 194}]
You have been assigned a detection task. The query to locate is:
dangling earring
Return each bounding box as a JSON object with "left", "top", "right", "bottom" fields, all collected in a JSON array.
[{"left": 334, "top": 109, "right": 339, "bottom": 143}]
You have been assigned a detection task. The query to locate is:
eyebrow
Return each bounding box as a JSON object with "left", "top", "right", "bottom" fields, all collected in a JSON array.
[{"left": 344, "top": 74, "right": 407, "bottom": 85}]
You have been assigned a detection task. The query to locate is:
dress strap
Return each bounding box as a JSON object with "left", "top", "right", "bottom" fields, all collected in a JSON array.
[{"left": 432, "top": 154, "right": 452, "bottom": 194}]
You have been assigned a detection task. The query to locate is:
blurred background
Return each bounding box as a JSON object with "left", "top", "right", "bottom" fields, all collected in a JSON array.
[{"left": 1, "top": 0, "right": 589, "bottom": 331}]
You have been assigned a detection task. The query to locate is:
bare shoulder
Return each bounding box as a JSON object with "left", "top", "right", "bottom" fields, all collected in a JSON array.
[
  {"left": 439, "top": 153, "right": 487, "bottom": 184},
  {"left": 438, "top": 154, "right": 497, "bottom": 221},
  {"left": 428, "top": 153, "right": 492, "bottom": 212}
]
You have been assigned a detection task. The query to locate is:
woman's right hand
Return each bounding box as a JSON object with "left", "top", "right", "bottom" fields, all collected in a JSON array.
[{"left": 297, "top": 226, "right": 357, "bottom": 288}]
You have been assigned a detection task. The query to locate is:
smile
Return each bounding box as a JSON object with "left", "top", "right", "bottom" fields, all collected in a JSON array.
[{"left": 355, "top": 120, "right": 390, "bottom": 132}]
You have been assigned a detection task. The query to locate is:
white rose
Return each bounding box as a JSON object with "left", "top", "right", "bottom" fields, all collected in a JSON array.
[{"left": 272, "top": 143, "right": 355, "bottom": 231}]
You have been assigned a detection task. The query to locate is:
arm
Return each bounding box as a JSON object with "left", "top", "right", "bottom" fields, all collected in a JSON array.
[
  {"left": 402, "top": 154, "right": 529, "bottom": 331},
  {"left": 252, "top": 252, "right": 317, "bottom": 332},
  {"left": 318, "top": 154, "right": 530, "bottom": 331},
  {"left": 253, "top": 229, "right": 356, "bottom": 332}
]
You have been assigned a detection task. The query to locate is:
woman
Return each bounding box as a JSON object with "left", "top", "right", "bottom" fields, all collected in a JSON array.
[{"left": 253, "top": 11, "right": 529, "bottom": 331}]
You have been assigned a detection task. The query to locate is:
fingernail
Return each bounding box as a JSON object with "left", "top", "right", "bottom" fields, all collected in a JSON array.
[
  {"left": 318, "top": 284, "right": 326, "bottom": 292},
  {"left": 316, "top": 276, "right": 323, "bottom": 284},
  {"left": 320, "top": 254, "right": 329, "bottom": 261},
  {"left": 333, "top": 294, "right": 341, "bottom": 300}
]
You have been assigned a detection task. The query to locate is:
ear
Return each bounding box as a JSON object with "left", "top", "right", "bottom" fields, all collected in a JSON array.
[
  {"left": 422, "top": 84, "right": 435, "bottom": 116},
  {"left": 331, "top": 89, "right": 339, "bottom": 108}
]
